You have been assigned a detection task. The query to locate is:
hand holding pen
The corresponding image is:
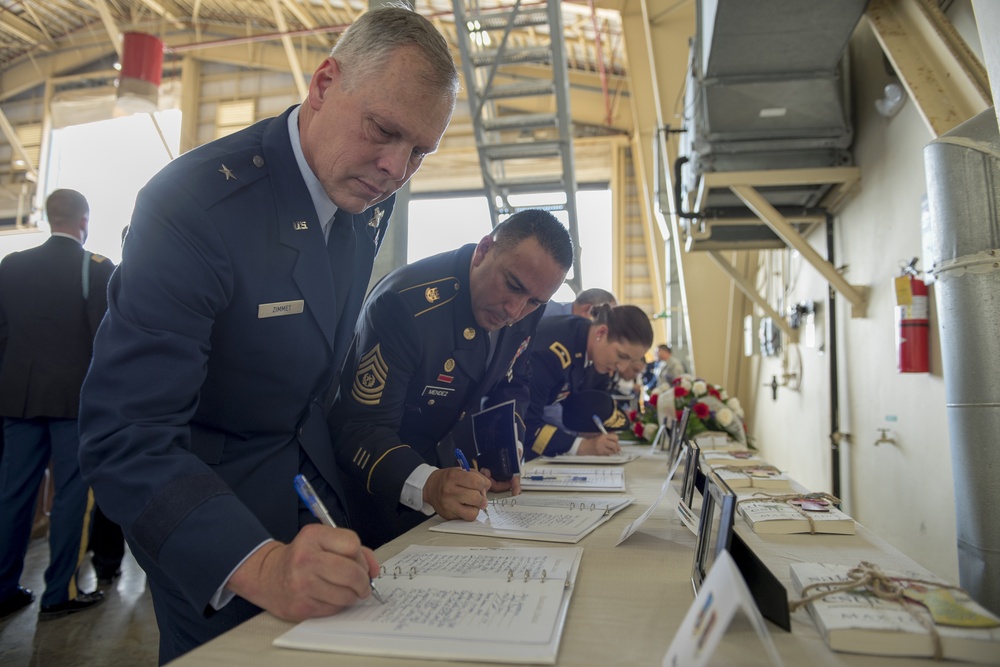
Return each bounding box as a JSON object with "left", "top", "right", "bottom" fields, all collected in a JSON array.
[
  {"left": 584, "top": 414, "right": 621, "bottom": 455},
  {"left": 294, "top": 474, "right": 385, "bottom": 604},
  {"left": 454, "top": 449, "right": 490, "bottom": 518}
]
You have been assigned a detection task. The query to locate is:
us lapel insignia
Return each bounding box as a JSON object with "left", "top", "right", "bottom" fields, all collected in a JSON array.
[
  {"left": 219, "top": 164, "right": 236, "bottom": 180},
  {"left": 292, "top": 221, "right": 308, "bottom": 231},
  {"left": 425, "top": 287, "right": 441, "bottom": 303}
]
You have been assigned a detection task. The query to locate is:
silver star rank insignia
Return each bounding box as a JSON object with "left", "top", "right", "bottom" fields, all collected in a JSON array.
[
  {"left": 369, "top": 207, "right": 384, "bottom": 229},
  {"left": 219, "top": 164, "right": 236, "bottom": 180}
]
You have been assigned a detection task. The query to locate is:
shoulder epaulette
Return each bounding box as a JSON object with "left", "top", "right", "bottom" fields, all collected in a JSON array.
[
  {"left": 397, "top": 275, "right": 461, "bottom": 317},
  {"left": 90, "top": 253, "right": 108, "bottom": 264}
]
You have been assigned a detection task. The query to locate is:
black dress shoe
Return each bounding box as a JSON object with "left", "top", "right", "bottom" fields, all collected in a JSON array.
[
  {"left": 0, "top": 587, "right": 34, "bottom": 619},
  {"left": 38, "top": 591, "right": 105, "bottom": 621}
]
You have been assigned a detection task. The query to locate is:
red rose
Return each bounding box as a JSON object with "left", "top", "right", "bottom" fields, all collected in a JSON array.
[
  {"left": 693, "top": 402, "right": 710, "bottom": 419},
  {"left": 674, "top": 386, "right": 689, "bottom": 398},
  {"left": 629, "top": 410, "right": 638, "bottom": 422},
  {"left": 633, "top": 423, "right": 644, "bottom": 438},
  {"left": 648, "top": 393, "right": 659, "bottom": 407},
  {"left": 675, "top": 408, "right": 683, "bottom": 420},
  {"left": 707, "top": 386, "right": 721, "bottom": 399}
]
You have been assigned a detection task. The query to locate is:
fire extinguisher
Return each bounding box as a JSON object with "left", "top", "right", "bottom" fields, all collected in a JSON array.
[{"left": 894, "top": 258, "right": 929, "bottom": 373}]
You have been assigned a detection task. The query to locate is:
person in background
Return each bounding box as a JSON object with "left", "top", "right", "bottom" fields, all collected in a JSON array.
[
  {"left": 648, "top": 343, "right": 685, "bottom": 389},
  {"left": 0, "top": 189, "right": 114, "bottom": 621},
  {"left": 524, "top": 304, "right": 654, "bottom": 460},
  {"left": 331, "top": 210, "right": 572, "bottom": 548},
  {"left": 77, "top": 5, "right": 458, "bottom": 663},
  {"left": 541, "top": 287, "right": 616, "bottom": 319}
]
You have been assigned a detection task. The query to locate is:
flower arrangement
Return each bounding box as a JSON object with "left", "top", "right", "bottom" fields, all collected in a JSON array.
[
  {"left": 656, "top": 374, "right": 749, "bottom": 446},
  {"left": 627, "top": 393, "right": 661, "bottom": 443}
]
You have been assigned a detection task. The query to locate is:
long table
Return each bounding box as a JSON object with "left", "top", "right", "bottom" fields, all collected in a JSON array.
[{"left": 170, "top": 449, "right": 976, "bottom": 666}]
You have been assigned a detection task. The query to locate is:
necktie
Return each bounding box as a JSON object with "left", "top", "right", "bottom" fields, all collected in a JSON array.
[{"left": 327, "top": 211, "right": 356, "bottom": 323}]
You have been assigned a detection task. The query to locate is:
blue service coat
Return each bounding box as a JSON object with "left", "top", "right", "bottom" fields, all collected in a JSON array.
[{"left": 78, "top": 106, "right": 391, "bottom": 655}]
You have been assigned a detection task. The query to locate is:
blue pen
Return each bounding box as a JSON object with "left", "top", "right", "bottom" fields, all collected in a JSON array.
[
  {"left": 454, "top": 449, "right": 489, "bottom": 517},
  {"left": 592, "top": 414, "right": 608, "bottom": 435},
  {"left": 293, "top": 474, "right": 385, "bottom": 604}
]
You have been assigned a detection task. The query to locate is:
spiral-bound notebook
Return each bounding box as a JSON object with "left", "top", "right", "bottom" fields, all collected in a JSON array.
[
  {"left": 274, "top": 545, "right": 583, "bottom": 664},
  {"left": 430, "top": 493, "right": 635, "bottom": 543}
]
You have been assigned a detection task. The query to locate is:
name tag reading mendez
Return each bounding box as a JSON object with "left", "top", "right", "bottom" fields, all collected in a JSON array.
[{"left": 258, "top": 300, "right": 305, "bottom": 318}]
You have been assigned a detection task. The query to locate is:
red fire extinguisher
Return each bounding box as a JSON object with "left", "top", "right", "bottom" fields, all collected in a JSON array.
[{"left": 894, "top": 259, "right": 929, "bottom": 373}]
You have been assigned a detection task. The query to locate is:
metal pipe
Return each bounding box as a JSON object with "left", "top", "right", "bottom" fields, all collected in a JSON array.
[
  {"left": 924, "top": 107, "right": 1000, "bottom": 615},
  {"left": 826, "top": 212, "right": 841, "bottom": 500}
]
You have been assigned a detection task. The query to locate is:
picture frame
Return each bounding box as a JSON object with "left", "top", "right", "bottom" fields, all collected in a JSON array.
[
  {"left": 691, "top": 473, "right": 736, "bottom": 592},
  {"left": 666, "top": 406, "right": 692, "bottom": 467},
  {"left": 679, "top": 439, "right": 700, "bottom": 508}
]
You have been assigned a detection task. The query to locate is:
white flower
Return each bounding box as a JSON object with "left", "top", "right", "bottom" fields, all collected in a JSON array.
[
  {"left": 643, "top": 423, "right": 659, "bottom": 440},
  {"left": 719, "top": 388, "right": 729, "bottom": 401},
  {"left": 734, "top": 406, "right": 745, "bottom": 419},
  {"left": 727, "top": 397, "right": 741, "bottom": 411},
  {"left": 692, "top": 381, "right": 707, "bottom": 396},
  {"left": 716, "top": 408, "right": 734, "bottom": 427},
  {"left": 679, "top": 378, "right": 692, "bottom": 391}
]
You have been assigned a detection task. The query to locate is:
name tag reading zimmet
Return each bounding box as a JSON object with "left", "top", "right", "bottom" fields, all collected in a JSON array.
[{"left": 258, "top": 300, "right": 305, "bottom": 318}]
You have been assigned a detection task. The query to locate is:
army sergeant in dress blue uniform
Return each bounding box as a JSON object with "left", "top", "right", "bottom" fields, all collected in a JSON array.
[
  {"left": 331, "top": 210, "right": 573, "bottom": 548},
  {"left": 77, "top": 7, "right": 458, "bottom": 663},
  {"left": 524, "top": 304, "right": 654, "bottom": 461}
]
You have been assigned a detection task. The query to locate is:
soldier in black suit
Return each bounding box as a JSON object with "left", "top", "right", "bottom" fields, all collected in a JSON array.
[
  {"left": 330, "top": 210, "right": 573, "bottom": 548},
  {"left": 0, "top": 189, "right": 114, "bottom": 620}
]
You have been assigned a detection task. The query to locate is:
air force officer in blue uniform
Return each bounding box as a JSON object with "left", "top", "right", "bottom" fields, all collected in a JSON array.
[{"left": 78, "top": 7, "right": 457, "bottom": 662}]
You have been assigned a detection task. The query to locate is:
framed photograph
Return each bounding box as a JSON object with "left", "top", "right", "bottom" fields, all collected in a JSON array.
[
  {"left": 666, "top": 406, "right": 691, "bottom": 467},
  {"left": 691, "top": 473, "right": 736, "bottom": 592},
  {"left": 679, "top": 439, "right": 700, "bottom": 508}
]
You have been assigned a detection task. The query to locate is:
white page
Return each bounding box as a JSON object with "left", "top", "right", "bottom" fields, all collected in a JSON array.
[
  {"left": 275, "top": 545, "right": 583, "bottom": 664},
  {"left": 431, "top": 495, "right": 634, "bottom": 543},
  {"left": 521, "top": 467, "right": 625, "bottom": 491},
  {"left": 535, "top": 452, "right": 639, "bottom": 464}
]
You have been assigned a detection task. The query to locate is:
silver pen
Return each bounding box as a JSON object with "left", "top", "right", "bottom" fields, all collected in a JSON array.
[{"left": 293, "top": 474, "right": 386, "bottom": 604}]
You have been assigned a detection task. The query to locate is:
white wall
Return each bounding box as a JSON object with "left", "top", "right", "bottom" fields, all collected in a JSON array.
[{"left": 746, "top": 6, "right": 989, "bottom": 581}]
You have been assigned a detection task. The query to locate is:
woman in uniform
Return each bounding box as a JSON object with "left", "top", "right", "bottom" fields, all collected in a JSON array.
[{"left": 524, "top": 304, "right": 653, "bottom": 460}]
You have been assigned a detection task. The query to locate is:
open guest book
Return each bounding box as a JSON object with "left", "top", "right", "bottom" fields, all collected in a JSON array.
[
  {"left": 535, "top": 451, "right": 639, "bottom": 464},
  {"left": 430, "top": 494, "right": 635, "bottom": 543},
  {"left": 520, "top": 467, "right": 625, "bottom": 492},
  {"left": 274, "top": 545, "right": 584, "bottom": 664},
  {"left": 738, "top": 495, "right": 856, "bottom": 535},
  {"left": 789, "top": 562, "right": 1000, "bottom": 663}
]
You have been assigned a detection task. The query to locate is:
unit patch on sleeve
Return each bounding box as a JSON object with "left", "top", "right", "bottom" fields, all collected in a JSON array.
[
  {"left": 352, "top": 343, "right": 389, "bottom": 405},
  {"left": 549, "top": 341, "right": 572, "bottom": 369}
]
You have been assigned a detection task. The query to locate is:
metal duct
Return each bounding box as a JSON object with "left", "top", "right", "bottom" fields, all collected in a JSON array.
[
  {"left": 924, "top": 107, "right": 1000, "bottom": 615},
  {"left": 678, "top": 0, "right": 868, "bottom": 248}
]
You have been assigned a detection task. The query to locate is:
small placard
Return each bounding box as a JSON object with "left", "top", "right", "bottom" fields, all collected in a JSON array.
[{"left": 663, "top": 551, "right": 784, "bottom": 667}]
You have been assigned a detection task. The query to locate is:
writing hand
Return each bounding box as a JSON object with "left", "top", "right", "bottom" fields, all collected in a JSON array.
[
  {"left": 226, "top": 523, "right": 379, "bottom": 622},
  {"left": 578, "top": 433, "right": 621, "bottom": 456},
  {"left": 424, "top": 467, "right": 490, "bottom": 521}
]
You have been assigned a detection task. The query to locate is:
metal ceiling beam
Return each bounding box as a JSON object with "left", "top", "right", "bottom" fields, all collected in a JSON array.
[
  {"left": 268, "top": 0, "right": 309, "bottom": 100},
  {"left": 0, "top": 7, "right": 50, "bottom": 47},
  {"left": 729, "top": 183, "right": 869, "bottom": 318},
  {"left": 88, "top": 0, "right": 123, "bottom": 58},
  {"left": 866, "top": 0, "right": 991, "bottom": 138},
  {"left": 0, "top": 106, "right": 38, "bottom": 179}
]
